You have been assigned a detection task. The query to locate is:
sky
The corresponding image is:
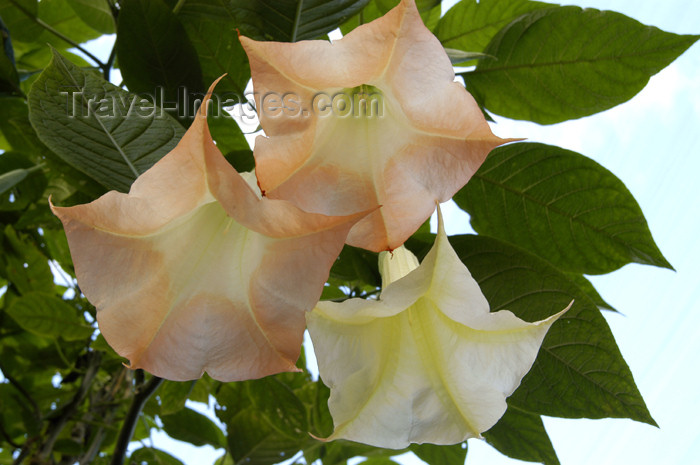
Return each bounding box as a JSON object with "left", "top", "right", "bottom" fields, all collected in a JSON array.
[
  {"left": 446, "top": 1, "right": 700, "bottom": 464},
  {"left": 73, "top": 0, "right": 700, "bottom": 464}
]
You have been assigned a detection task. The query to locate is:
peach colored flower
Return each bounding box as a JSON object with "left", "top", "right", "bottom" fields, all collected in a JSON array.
[
  {"left": 52, "top": 82, "right": 368, "bottom": 382},
  {"left": 240, "top": 0, "right": 506, "bottom": 252}
]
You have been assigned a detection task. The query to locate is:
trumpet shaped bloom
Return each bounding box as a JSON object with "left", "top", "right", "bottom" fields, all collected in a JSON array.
[
  {"left": 240, "top": 0, "right": 506, "bottom": 252},
  {"left": 52, "top": 83, "right": 367, "bottom": 382},
  {"left": 306, "top": 207, "right": 570, "bottom": 448}
]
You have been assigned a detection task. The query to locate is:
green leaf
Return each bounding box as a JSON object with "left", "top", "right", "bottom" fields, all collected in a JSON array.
[
  {"left": 462, "top": 7, "right": 700, "bottom": 124},
  {"left": 565, "top": 273, "right": 616, "bottom": 312},
  {"left": 227, "top": 408, "right": 305, "bottom": 465},
  {"left": 233, "top": 0, "right": 370, "bottom": 42},
  {"left": 483, "top": 407, "right": 559, "bottom": 465},
  {"left": 329, "top": 245, "right": 380, "bottom": 288},
  {"left": 2, "top": 225, "right": 54, "bottom": 294},
  {"left": 160, "top": 407, "right": 226, "bottom": 448},
  {"left": 443, "top": 48, "right": 492, "bottom": 66},
  {"left": 450, "top": 234, "right": 656, "bottom": 425},
  {"left": 246, "top": 377, "right": 309, "bottom": 438},
  {"left": 320, "top": 284, "right": 347, "bottom": 301},
  {"left": 214, "top": 382, "right": 248, "bottom": 425},
  {"left": 28, "top": 49, "right": 185, "bottom": 192},
  {"left": 410, "top": 443, "right": 467, "bottom": 465},
  {"left": 341, "top": 0, "right": 440, "bottom": 34},
  {"left": 454, "top": 142, "right": 672, "bottom": 274},
  {"left": 437, "top": 0, "right": 554, "bottom": 57},
  {"left": 208, "top": 109, "right": 250, "bottom": 155},
  {"left": 358, "top": 459, "right": 400, "bottom": 465},
  {"left": 295, "top": 379, "right": 333, "bottom": 438},
  {"left": 0, "top": 152, "right": 46, "bottom": 212},
  {"left": 154, "top": 380, "right": 194, "bottom": 416},
  {"left": 174, "top": 1, "right": 250, "bottom": 95},
  {"left": 0, "top": 0, "right": 43, "bottom": 43},
  {"left": 41, "top": 227, "right": 73, "bottom": 270},
  {"left": 66, "top": 0, "right": 115, "bottom": 34},
  {"left": 117, "top": 0, "right": 204, "bottom": 115},
  {"left": 34, "top": 0, "right": 103, "bottom": 50},
  {"left": 224, "top": 149, "right": 256, "bottom": 173},
  {"left": 129, "top": 447, "right": 185, "bottom": 465},
  {"left": 0, "top": 16, "right": 22, "bottom": 95},
  {"left": 5, "top": 291, "right": 93, "bottom": 341},
  {"left": 0, "top": 168, "right": 28, "bottom": 195},
  {"left": 0, "top": 97, "right": 44, "bottom": 156}
]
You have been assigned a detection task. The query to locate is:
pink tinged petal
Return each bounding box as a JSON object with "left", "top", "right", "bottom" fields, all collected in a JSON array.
[
  {"left": 240, "top": 0, "right": 509, "bottom": 252},
  {"left": 306, "top": 205, "right": 570, "bottom": 448},
  {"left": 51, "top": 80, "right": 368, "bottom": 382}
]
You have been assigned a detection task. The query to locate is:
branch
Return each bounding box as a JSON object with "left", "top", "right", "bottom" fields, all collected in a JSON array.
[
  {"left": 104, "top": 41, "right": 118, "bottom": 82},
  {"left": 0, "top": 422, "right": 21, "bottom": 449},
  {"left": 79, "top": 367, "right": 129, "bottom": 465},
  {"left": 0, "top": 362, "right": 41, "bottom": 420},
  {"left": 36, "top": 351, "right": 102, "bottom": 462},
  {"left": 110, "top": 374, "right": 163, "bottom": 465},
  {"left": 8, "top": 0, "right": 107, "bottom": 71}
]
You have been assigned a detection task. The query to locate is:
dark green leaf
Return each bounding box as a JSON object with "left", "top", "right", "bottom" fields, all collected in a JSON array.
[
  {"left": 130, "top": 447, "right": 185, "bottom": 465},
  {"left": 454, "top": 143, "right": 672, "bottom": 274},
  {"left": 462, "top": 7, "right": 700, "bottom": 123},
  {"left": 437, "top": 0, "right": 554, "bottom": 57},
  {"left": 5, "top": 291, "right": 93, "bottom": 340},
  {"left": 450, "top": 234, "right": 655, "bottom": 424},
  {"left": 174, "top": 2, "right": 250, "bottom": 95},
  {"left": 233, "top": 0, "right": 370, "bottom": 42},
  {"left": 329, "top": 245, "right": 380, "bottom": 287},
  {"left": 224, "top": 149, "right": 256, "bottom": 173},
  {"left": 565, "top": 273, "right": 616, "bottom": 312},
  {"left": 483, "top": 407, "right": 559, "bottom": 465},
  {"left": 208, "top": 108, "right": 250, "bottom": 155},
  {"left": 246, "top": 377, "right": 309, "bottom": 438},
  {"left": 117, "top": 0, "right": 204, "bottom": 110},
  {"left": 160, "top": 407, "right": 226, "bottom": 448},
  {"left": 66, "top": 0, "right": 115, "bottom": 34},
  {"left": 227, "top": 408, "right": 305, "bottom": 465},
  {"left": 28, "top": 49, "right": 185, "bottom": 192},
  {"left": 410, "top": 443, "right": 467, "bottom": 465},
  {"left": 0, "top": 16, "right": 22, "bottom": 95}
]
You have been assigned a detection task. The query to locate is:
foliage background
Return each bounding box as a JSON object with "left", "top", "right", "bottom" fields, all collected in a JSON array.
[{"left": 0, "top": 0, "right": 698, "bottom": 464}]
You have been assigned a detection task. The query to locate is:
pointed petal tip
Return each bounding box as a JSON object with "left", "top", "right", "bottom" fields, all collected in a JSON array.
[
  {"left": 550, "top": 299, "right": 574, "bottom": 322},
  {"left": 308, "top": 432, "right": 330, "bottom": 443}
]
